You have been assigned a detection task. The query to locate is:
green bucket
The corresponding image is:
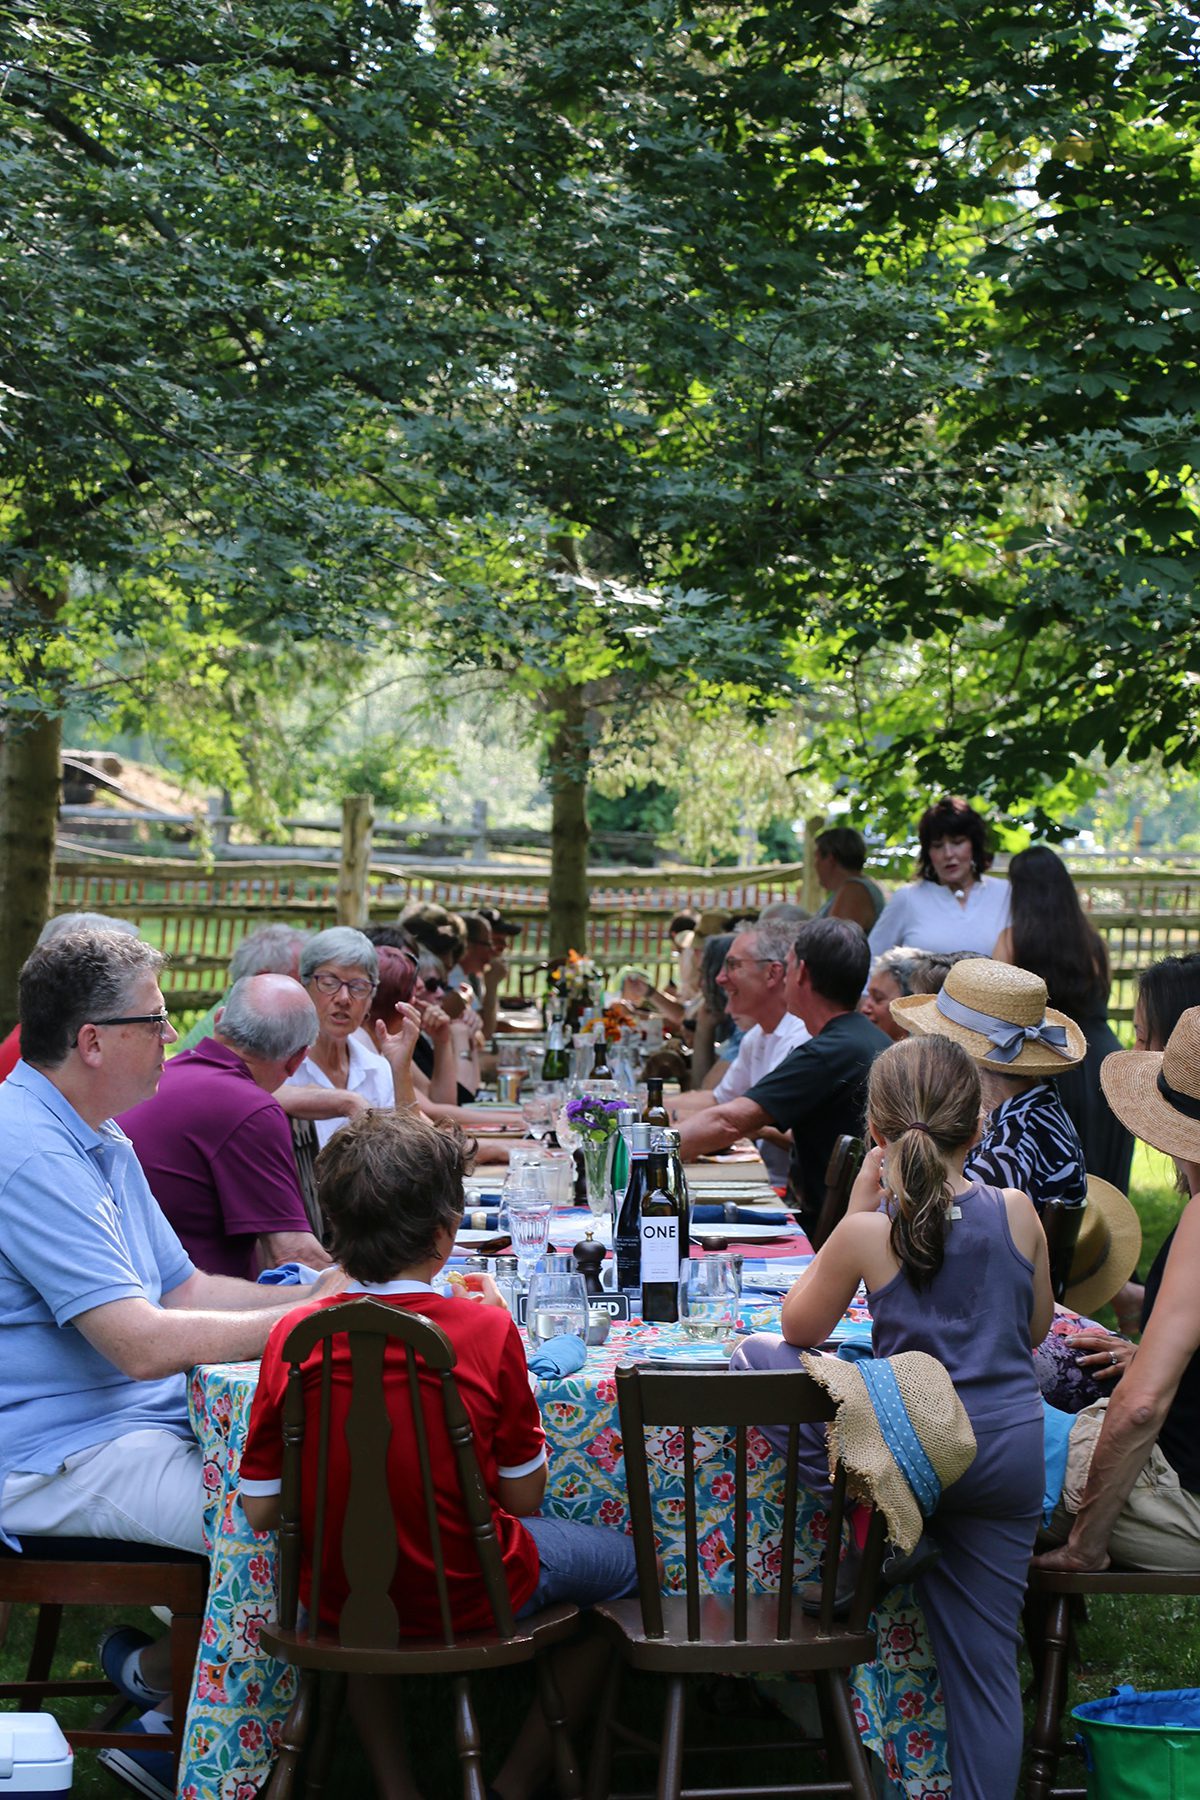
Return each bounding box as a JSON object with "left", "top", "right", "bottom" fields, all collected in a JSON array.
[{"left": 1073, "top": 1686, "right": 1200, "bottom": 1799}]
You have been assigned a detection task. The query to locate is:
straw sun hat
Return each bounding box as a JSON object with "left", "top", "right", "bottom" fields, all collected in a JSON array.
[
  {"left": 801, "top": 1351, "right": 977, "bottom": 1554},
  {"left": 891, "top": 958, "right": 1086, "bottom": 1075},
  {"left": 1100, "top": 1004, "right": 1200, "bottom": 1164},
  {"left": 1063, "top": 1177, "right": 1143, "bottom": 1317}
]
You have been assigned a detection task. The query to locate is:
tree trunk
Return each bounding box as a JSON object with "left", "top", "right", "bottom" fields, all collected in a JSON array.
[
  {"left": 337, "top": 793, "right": 374, "bottom": 926},
  {"left": 802, "top": 813, "right": 825, "bottom": 915},
  {"left": 0, "top": 710, "right": 65, "bottom": 1042},
  {"left": 0, "top": 579, "right": 67, "bottom": 1032},
  {"left": 546, "top": 684, "right": 590, "bottom": 962}
]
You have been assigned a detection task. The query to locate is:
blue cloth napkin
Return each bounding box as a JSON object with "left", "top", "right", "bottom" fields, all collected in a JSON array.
[
  {"left": 692, "top": 1205, "right": 789, "bottom": 1226},
  {"left": 1042, "top": 1400, "right": 1075, "bottom": 1523},
  {"left": 256, "top": 1262, "right": 324, "bottom": 1287},
  {"left": 527, "top": 1335, "right": 588, "bottom": 1381}
]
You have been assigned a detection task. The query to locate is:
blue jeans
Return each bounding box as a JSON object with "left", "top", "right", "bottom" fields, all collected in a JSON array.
[{"left": 516, "top": 1514, "right": 640, "bottom": 1617}]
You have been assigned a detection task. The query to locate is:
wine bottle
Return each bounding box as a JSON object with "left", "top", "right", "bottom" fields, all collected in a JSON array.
[
  {"left": 643, "top": 1076, "right": 669, "bottom": 1129},
  {"left": 640, "top": 1132, "right": 689, "bottom": 1324},
  {"left": 612, "top": 1106, "right": 637, "bottom": 1200},
  {"left": 591, "top": 1034, "right": 614, "bottom": 1082},
  {"left": 541, "top": 1020, "right": 570, "bottom": 1083},
  {"left": 615, "top": 1122, "right": 652, "bottom": 1293},
  {"left": 661, "top": 1125, "right": 690, "bottom": 1210}
]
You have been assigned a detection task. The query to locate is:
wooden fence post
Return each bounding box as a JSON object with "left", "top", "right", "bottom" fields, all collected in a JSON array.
[{"left": 338, "top": 794, "right": 374, "bottom": 926}]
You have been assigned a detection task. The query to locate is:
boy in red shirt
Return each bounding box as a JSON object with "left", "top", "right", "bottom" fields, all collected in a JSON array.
[{"left": 241, "top": 1108, "right": 637, "bottom": 1798}]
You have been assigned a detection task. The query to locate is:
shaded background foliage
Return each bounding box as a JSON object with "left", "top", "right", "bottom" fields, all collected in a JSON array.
[{"left": 1, "top": 0, "right": 1198, "bottom": 990}]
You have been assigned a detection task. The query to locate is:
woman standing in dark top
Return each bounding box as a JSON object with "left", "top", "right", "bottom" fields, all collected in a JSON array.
[
  {"left": 1036, "top": 1005, "right": 1200, "bottom": 1572},
  {"left": 993, "top": 845, "right": 1133, "bottom": 1189}
]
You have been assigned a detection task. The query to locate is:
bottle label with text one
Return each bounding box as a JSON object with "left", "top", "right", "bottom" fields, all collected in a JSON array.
[{"left": 640, "top": 1216, "right": 680, "bottom": 1284}]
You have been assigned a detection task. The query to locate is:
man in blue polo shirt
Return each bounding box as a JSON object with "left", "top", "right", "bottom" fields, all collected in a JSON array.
[{"left": 0, "top": 928, "right": 343, "bottom": 1795}]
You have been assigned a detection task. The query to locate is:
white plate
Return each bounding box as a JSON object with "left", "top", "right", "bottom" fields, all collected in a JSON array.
[
  {"left": 456, "top": 1228, "right": 511, "bottom": 1248},
  {"left": 689, "top": 1222, "right": 795, "bottom": 1243},
  {"left": 641, "top": 1340, "right": 736, "bottom": 1366}
]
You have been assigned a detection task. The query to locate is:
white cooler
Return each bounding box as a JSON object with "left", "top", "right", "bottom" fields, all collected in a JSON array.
[{"left": 0, "top": 1716, "right": 72, "bottom": 1795}]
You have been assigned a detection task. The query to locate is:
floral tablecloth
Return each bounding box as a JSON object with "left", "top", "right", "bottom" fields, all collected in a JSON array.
[{"left": 183, "top": 1321, "right": 947, "bottom": 1800}]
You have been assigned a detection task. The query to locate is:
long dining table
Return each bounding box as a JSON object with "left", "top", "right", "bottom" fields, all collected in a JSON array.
[{"left": 179, "top": 1271, "right": 950, "bottom": 1800}]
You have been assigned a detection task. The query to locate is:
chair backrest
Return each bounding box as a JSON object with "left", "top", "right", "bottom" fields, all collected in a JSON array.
[
  {"left": 614, "top": 1364, "right": 885, "bottom": 1642},
  {"left": 288, "top": 1116, "right": 325, "bottom": 1239},
  {"left": 274, "top": 1297, "right": 518, "bottom": 1651},
  {"left": 811, "top": 1134, "right": 864, "bottom": 1249}
]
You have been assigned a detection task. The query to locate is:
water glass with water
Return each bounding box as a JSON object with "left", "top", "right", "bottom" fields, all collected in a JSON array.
[
  {"left": 525, "top": 1270, "right": 589, "bottom": 1348},
  {"left": 506, "top": 1164, "right": 553, "bottom": 1283},
  {"left": 678, "top": 1256, "right": 741, "bottom": 1343}
]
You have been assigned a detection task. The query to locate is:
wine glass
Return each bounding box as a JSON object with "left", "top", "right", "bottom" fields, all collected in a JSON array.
[
  {"left": 525, "top": 1270, "right": 589, "bottom": 1348},
  {"left": 678, "top": 1256, "right": 741, "bottom": 1342}
]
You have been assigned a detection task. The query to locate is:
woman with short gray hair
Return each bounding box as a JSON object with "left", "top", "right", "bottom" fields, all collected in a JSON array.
[
  {"left": 283, "top": 928, "right": 415, "bottom": 1148},
  {"left": 860, "top": 947, "right": 930, "bottom": 1043}
]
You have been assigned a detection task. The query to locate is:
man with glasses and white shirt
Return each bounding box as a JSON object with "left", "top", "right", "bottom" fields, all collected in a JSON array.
[
  {"left": 0, "top": 929, "right": 343, "bottom": 1794},
  {"left": 668, "top": 916, "right": 809, "bottom": 1179}
]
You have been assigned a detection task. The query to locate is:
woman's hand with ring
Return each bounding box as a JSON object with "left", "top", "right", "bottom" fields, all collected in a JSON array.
[{"left": 1065, "top": 1327, "right": 1135, "bottom": 1382}]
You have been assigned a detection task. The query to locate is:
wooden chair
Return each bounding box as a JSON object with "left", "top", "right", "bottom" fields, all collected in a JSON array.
[
  {"left": 0, "top": 1535, "right": 208, "bottom": 1774},
  {"left": 1024, "top": 1563, "right": 1200, "bottom": 1798},
  {"left": 587, "top": 1364, "right": 888, "bottom": 1800},
  {"left": 258, "top": 1297, "right": 583, "bottom": 1800},
  {"left": 810, "top": 1135, "right": 864, "bottom": 1250},
  {"left": 288, "top": 1115, "right": 325, "bottom": 1240}
]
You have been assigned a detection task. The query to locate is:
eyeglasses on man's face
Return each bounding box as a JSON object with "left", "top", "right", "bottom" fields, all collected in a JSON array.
[
  {"left": 310, "top": 971, "right": 376, "bottom": 1000},
  {"left": 88, "top": 1010, "right": 174, "bottom": 1041},
  {"left": 721, "top": 955, "right": 778, "bottom": 975}
]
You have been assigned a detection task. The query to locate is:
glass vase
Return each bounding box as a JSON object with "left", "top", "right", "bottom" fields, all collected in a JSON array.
[{"left": 579, "top": 1135, "right": 614, "bottom": 1220}]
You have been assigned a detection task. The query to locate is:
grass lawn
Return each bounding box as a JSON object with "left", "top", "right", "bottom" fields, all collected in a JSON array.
[{"left": 4, "top": 1141, "right": 1195, "bottom": 1797}]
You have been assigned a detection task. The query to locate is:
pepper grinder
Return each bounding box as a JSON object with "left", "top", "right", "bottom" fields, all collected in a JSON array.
[{"left": 572, "top": 1231, "right": 607, "bottom": 1299}]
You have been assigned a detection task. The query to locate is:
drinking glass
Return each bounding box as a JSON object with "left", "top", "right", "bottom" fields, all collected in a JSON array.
[
  {"left": 554, "top": 1084, "right": 584, "bottom": 1154},
  {"left": 521, "top": 1091, "right": 555, "bottom": 1141},
  {"left": 506, "top": 1165, "right": 553, "bottom": 1284},
  {"left": 500, "top": 1156, "right": 541, "bottom": 1237},
  {"left": 538, "top": 1147, "right": 576, "bottom": 1206},
  {"left": 525, "top": 1270, "right": 589, "bottom": 1348},
  {"left": 678, "top": 1256, "right": 741, "bottom": 1342}
]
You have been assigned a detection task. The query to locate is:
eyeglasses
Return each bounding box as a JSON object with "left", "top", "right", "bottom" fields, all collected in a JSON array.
[
  {"left": 721, "top": 955, "right": 779, "bottom": 974},
  {"left": 310, "top": 972, "right": 376, "bottom": 1000},
  {"left": 89, "top": 1010, "right": 174, "bottom": 1041}
]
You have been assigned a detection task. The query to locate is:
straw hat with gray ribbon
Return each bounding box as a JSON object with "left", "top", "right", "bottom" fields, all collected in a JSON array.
[
  {"left": 800, "top": 1351, "right": 977, "bottom": 1554},
  {"left": 1063, "top": 1176, "right": 1142, "bottom": 1317},
  {"left": 891, "top": 958, "right": 1086, "bottom": 1075},
  {"left": 1100, "top": 1004, "right": 1200, "bottom": 1164}
]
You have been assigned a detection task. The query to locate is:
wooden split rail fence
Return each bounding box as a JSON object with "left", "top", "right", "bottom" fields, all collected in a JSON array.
[{"left": 51, "top": 856, "right": 1200, "bottom": 1026}]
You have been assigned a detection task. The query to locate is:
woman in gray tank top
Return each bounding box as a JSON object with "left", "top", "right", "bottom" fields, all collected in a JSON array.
[{"left": 735, "top": 1037, "right": 1053, "bottom": 1800}]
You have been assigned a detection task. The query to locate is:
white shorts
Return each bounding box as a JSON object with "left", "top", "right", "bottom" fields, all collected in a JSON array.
[{"left": 3, "top": 1430, "right": 207, "bottom": 1554}]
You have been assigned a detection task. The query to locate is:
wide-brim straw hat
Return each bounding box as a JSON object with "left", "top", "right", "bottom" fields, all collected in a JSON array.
[
  {"left": 801, "top": 1350, "right": 977, "bottom": 1553},
  {"left": 1063, "top": 1176, "right": 1143, "bottom": 1317},
  {"left": 1100, "top": 1005, "right": 1200, "bottom": 1163},
  {"left": 891, "top": 957, "right": 1086, "bottom": 1075}
]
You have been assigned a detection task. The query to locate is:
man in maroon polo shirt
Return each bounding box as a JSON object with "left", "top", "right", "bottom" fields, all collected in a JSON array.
[{"left": 120, "top": 973, "right": 330, "bottom": 1280}]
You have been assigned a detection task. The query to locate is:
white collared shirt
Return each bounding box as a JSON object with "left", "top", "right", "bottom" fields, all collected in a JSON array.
[{"left": 282, "top": 1036, "right": 394, "bottom": 1147}]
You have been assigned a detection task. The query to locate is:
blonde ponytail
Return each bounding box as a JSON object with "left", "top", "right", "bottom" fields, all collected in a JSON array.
[{"left": 867, "top": 1037, "right": 981, "bottom": 1289}]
